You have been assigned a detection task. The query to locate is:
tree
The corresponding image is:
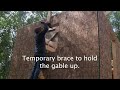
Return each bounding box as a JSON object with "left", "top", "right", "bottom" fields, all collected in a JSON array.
[{"left": 108, "top": 11, "right": 120, "bottom": 41}]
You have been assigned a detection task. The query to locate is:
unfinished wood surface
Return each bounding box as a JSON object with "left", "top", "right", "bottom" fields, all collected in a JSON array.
[
  {"left": 8, "top": 11, "right": 99, "bottom": 79},
  {"left": 46, "top": 39, "right": 58, "bottom": 49},
  {"left": 46, "top": 45, "right": 56, "bottom": 52},
  {"left": 47, "top": 11, "right": 52, "bottom": 23},
  {"left": 46, "top": 32, "right": 58, "bottom": 44},
  {"left": 115, "top": 43, "right": 120, "bottom": 78},
  {"left": 43, "top": 11, "right": 99, "bottom": 79},
  {"left": 98, "top": 11, "right": 112, "bottom": 79}
]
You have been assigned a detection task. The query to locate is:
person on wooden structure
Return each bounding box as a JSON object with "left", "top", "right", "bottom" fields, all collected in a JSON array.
[{"left": 30, "top": 21, "right": 51, "bottom": 79}]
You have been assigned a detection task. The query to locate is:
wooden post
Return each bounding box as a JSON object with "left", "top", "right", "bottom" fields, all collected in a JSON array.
[{"left": 47, "top": 11, "right": 52, "bottom": 23}]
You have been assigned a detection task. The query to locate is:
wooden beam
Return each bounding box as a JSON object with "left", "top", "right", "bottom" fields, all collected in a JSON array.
[
  {"left": 46, "top": 45, "right": 56, "bottom": 52},
  {"left": 47, "top": 11, "right": 52, "bottom": 23},
  {"left": 104, "top": 11, "right": 111, "bottom": 16},
  {"left": 46, "top": 32, "right": 58, "bottom": 44},
  {"left": 48, "top": 27, "right": 56, "bottom": 31},
  {"left": 45, "top": 38, "right": 58, "bottom": 49}
]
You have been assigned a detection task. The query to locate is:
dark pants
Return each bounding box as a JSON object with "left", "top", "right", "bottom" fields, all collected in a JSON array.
[
  {"left": 30, "top": 55, "right": 45, "bottom": 79},
  {"left": 30, "top": 22, "right": 48, "bottom": 79}
]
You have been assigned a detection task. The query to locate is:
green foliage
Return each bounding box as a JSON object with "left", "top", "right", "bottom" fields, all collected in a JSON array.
[{"left": 108, "top": 11, "right": 120, "bottom": 41}]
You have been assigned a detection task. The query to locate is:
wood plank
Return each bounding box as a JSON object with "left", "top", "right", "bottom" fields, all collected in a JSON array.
[
  {"left": 45, "top": 38, "right": 58, "bottom": 49},
  {"left": 48, "top": 27, "right": 56, "bottom": 31},
  {"left": 46, "top": 45, "right": 56, "bottom": 52},
  {"left": 39, "top": 71, "right": 45, "bottom": 79},
  {"left": 46, "top": 32, "right": 58, "bottom": 44},
  {"left": 47, "top": 11, "right": 52, "bottom": 23}
]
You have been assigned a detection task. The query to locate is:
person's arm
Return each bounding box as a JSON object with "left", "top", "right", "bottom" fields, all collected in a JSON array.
[
  {"left": 34, "top": 20, "right": 51, "bottom": 35},
  {"left": 41, "top": 22, "right": 49, "bottom": 34},
  {"left": 34, "top": 27, "right": 41, "bottom": 34}
]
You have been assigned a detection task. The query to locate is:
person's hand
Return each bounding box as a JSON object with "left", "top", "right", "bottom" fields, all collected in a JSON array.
[{"left": 34, "top": 27, "right": 43, "bottom": 34}]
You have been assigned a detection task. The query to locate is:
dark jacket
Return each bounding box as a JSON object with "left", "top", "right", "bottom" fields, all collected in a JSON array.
[{"left": 34, "top": 22, "right": 48, "bottom": 56}]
